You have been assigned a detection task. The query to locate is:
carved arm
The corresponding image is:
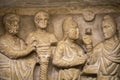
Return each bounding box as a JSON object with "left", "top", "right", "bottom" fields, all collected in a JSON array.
[
  {"left": 0, "top": 44, "right": 34, "bottom": 59},
  {"left": 52, "top": 43, "right": 86, "bottom": 68}
]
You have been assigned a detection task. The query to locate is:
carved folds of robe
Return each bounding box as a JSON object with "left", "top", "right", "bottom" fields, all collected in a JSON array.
[
  {"left": 52, "top": 41, "right": 86, "bottom": 80},
  {"left": 89, "top": 41, "right": 120, "bottom": 80},
  {"left": 0, "top": 34, "right": 36, "bottom": 80}
]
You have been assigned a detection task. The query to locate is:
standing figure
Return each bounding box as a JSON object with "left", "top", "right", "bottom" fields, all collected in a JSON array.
[
  {"left": 26, "top": 11, "right": 58, "bottom": 80},
  {"left": 0, "top": 14, "right": 35, "bottom": 80},
  {"left": 85, "top": 15, "right": 120, "bottom": 80},
  {"left": 52, "top": 16, "right": 87, "bottom": 80}
]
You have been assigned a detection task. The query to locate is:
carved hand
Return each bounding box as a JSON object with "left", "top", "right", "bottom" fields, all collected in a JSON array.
[
  {"left": 70, "top": 56, "right": 87, "bottom": 66},
  {"left": 78, "top": 56, "right": 87, "bottom": 64},
  {"left": 31, "top": 40, "right": 39, "bottom": 47},
  {"left": 39, "top": 54, "right": 50, "bottom": 63},
  {"left": 27, "top": 43, "right": 36, "bottom": 51}
]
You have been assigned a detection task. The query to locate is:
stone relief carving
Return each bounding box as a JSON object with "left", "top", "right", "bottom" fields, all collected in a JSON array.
[
  {"left": 82, "top": 10, "right": 96, "bottom": 22},
  {"left": 82, "top": 28, "right": 93, "bottom": 53},
  {"left": 0, "top": 9, "right": 119, "bottom": 80},
  {"left": 52, "top": 16, "right": 87, "bottom": 80},
  {"left": 0, "top": 14, "right": 36, "bottom": 80},
  {"left": 26, "top": 11, "right": 58, "bottom": 80},
  {"left": 83, "top": 15, "right": 120, "bottom": 80}
]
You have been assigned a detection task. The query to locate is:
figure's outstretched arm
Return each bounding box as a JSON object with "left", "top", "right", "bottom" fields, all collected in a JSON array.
[{"left": 0, "top": 41, "right": 35, "bottom": 59}]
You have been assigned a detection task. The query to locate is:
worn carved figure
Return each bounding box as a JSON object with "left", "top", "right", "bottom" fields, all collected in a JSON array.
[
  {"left": 52, "top": 16, "right": 87, "bottom": 80},
  {"left": 26, "top": 11, "right": 58, "bottom": 80},
  {"left": 82, "top": 28, "right": 93, "bottom": 53},
  {"left": 82, "top": 29, "right": 96, "bottom": 80},
  {"left": 85, "top": 15, "right": 120, "bottom": 80},
  {"left": 0, "top": 14, "right": 36, "bottom": 80}
]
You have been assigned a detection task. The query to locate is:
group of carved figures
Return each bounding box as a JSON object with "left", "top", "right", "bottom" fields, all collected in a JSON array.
[{"left": 0, "top": 11, "right": 119, "bottom": 80}]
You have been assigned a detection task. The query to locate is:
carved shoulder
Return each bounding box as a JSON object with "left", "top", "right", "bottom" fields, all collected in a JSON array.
[
  {"left": 26, "top": 31, "right": 36, "bottom": 44},
  {"left": 0, "top": 35, "right": 8, "bottom": 48},
  {"left": 49, "top": 33, "right": 58, "bottom": 44},
  {"left": 56, "top": 41, "right": 65, "bottom": 51},
  {"left": 92, "top": 42, "right": 103, "bottom": 55},
  {"left": 53, "top": 41, "right": 66, "bottom": 59}
]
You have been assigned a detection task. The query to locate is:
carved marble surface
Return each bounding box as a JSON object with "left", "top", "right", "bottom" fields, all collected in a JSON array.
[{"left": 0, "top": 5, "right": 120, "bottom": 80}]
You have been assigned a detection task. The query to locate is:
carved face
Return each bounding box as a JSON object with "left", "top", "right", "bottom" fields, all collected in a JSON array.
[
  {"left": 68, "top": 27, "right": 79, "bottom": 40},
  {"left": 83, "top": 10, "right": 95, "bottom": 22},
  {"left": 63, "top": 16, "right": 79, "bottom": 40},
  {"left": 82, "top": 35, "right": 92, "bottom": 45},
  {"left": 102, "top": 19, "right": 116, "bottom": 39},
  {"left": 4, "top": 15, "right": 20, "bottom": 35},
  {"left": 34, "top": 11, "right": 49, "bottom": 29}
]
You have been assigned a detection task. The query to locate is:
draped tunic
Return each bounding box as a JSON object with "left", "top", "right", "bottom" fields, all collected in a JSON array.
[
  {"left": 89, "top": 41, "right": 120, "bottom": 80},
  {"left": 0, "top": 34, "right": 36, "bottom": 80},
  {"left": 53, "top": 41, "right": 86, "bottom": 80}
]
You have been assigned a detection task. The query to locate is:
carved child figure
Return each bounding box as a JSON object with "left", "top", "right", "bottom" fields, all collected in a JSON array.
[
  {"left": 26, "top": 11, "right": 58, "bottom": 80},
  {"left": 85, "top": 15, "right": 120, "bottom": 80},
  {"left": 82, "top": 28, "right": 93, "bottom": 53},
  {"left": 52, "top": 16, "right": 87, "bottom": 80},
  {"left": 0, "top": 14, "right": 35, "bottom": 80},
  {"left": 82, "top": 29, "right": 97, "bottom": 80}
]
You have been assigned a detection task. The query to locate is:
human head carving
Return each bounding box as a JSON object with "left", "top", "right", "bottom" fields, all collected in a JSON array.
[
  {"left": 3, "top": 14, "right": 20, "bottom": 35},
  {"left": 34, "top": 11, "right": 49, "bottom": 29},
  {"left": 83, "top": 10, "right": 95, "bottom": 22},
  {"left": 82, "top": 28, "right": 92, "bottom": 45},
  {"left": 62, "top": 16, "right": 79, "bottom": 40},
  {"left": 63, "top": 16, "right": 77, "bottom": 33},
  {"left": 102, "top": 15, "right": 117, "bottom": 39}
]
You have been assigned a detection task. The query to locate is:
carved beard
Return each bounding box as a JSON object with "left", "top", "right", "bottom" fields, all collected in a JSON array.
[{"left": 7, "top": 25, "right": 19, "bottom": 34}]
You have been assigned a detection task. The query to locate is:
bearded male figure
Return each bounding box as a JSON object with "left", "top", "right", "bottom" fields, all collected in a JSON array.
[{"left": 0, "top": 14, "right": 35, "bottom": 80}]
